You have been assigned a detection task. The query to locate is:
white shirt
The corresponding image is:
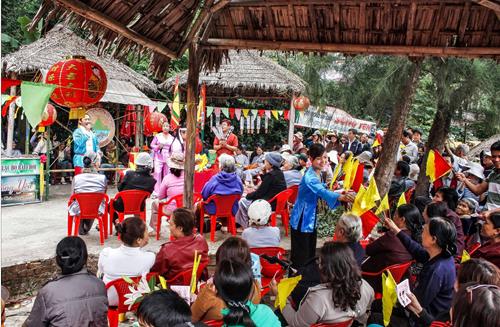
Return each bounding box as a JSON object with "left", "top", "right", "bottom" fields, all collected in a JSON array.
[
  {"left": 242, "top": 226, "right": 281, "bottom": 248},
  {"left": 98, "top": 245, "right": 155, "bottom": 305}
]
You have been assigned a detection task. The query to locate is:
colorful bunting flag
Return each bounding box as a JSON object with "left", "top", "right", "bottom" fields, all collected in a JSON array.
[
  {"left": 20, "top": 82, "right": 56, "bottom": 128},
  {"left": 426, "top": 149, "right": 452, "bottom": 182},
  {"left": 221, "top": 107, "right": 229, "bottom": 118},
  {"left": 235, "top": 108, "right": 242, "bottom": 120},
  {"left": 271, "top": 110, "right": 279, "bottom": 120},
  {"left": 171, "top": 76, "right": 181, "bottom": 130},
  {"left": 229, "top": 107, "right": 235, "bottom": 119},
  {"left": 156, "top": 101, "right": 168, "bottom": 113},
  {"left": 242, "top": 109, "right": 250, "bottom": 118},
  {"left": 206, "top": 106, "right": 214, "bottom": 118}
]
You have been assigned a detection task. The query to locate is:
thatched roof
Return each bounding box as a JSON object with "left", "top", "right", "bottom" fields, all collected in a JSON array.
[
  {"left": 469, "top": 133, "right": 500, "bottom": 158},
  {"left": 29, "top": 1, "right": 500, "bottom": 75},
  {"left": 160, "top": 50, "right": 306, "bottom": 98},
  {"left": 2, "top": 25, "right": 157, "bottom": 93}
]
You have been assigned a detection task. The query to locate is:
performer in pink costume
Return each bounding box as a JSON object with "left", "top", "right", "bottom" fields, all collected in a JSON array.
[{"left": 150, "top": 122, "right": 174, "bottom": 193}]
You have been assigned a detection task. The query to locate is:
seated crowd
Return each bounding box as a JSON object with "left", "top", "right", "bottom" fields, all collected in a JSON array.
[{"left": 16, "top": 129, "right": 500, "bottom": 327}]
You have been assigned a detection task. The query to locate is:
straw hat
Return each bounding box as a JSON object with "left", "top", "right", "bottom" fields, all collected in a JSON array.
[
  {"left": 293, "top": 132, "right": 303, "bottom": 141},
  {"left": 168, "top": 152, "right": 185, "bottom": 170},
  {"left": 135, "top": 152, "right": 153, "bottom": 168}
]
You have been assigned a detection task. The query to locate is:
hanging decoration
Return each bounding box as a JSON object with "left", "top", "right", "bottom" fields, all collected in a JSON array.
[
  {"left": 86, "top": 107, "right": 116, "bottom": 147},
  {"left": 256, "top": 115, "right": 261, "bottom": 134},
  {"left": 221, "top": 107, "right": 229, "bottom": 118},
  {"left": 229, "top": 108, "right": 235, "bottom": 119},
  {"left": 21, "top": 81, "right": 56, "bottom": 128},
  {"left": 264, "top": 115, "right": 269, "bottom": 133},
  {"left": 214, "top": 107, "right": 221, "bottom": 126},
  {"left": 145, "top": 111, "right": 168, "bottom": 134},
  {"left": 242, "top": 109, "right": 250, "bottom": 118},
  {"left": 171, "top": 76, "right": 181, "bottom": 130},
  {"left": 45, "top": 56, "right": 107, "bottom": 119},
  {"left": 197, "top": 83, "right": 206, "bottom": 124},
  {"left": 293, "top": 95, "right": 310, "bottom": 111},
  {"left": 38, "top": 104, "right": 57, "bottom": 132},
  {"left": 240, "top": 116, "right": 244, "bottom": 134},
  {"left": 120, "top": 105, "right": 137, "bottom": 138},
  {"left": 235, "top": 108, "right": 242, "bottom": 120}
]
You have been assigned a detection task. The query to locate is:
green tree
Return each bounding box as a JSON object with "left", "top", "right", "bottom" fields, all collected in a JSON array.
[{"left": 1, "top": 0, "right": 42, "bottom": 55}]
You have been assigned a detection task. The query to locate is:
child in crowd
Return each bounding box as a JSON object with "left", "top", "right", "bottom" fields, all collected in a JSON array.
[{"left": 242, "top": 200, "right": 281, "bottom": 248}]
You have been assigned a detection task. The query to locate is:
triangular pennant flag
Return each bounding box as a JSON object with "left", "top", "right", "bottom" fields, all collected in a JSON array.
[
  {"left": 265, "top": 110, "right": 271, "bottom": 119},
  {"left": 242, "top": 109, "right": 250, "bottom": 118},
  {"left": 214, "top": 107, "right": 221, "bottom": 117},
  {"left": 271, "top": 110, "right": 279, "bottom": 120},
  {"left": 278, "top": 110, "right": 283, "bottom": 116},
  {"left": 206, "top": 106, "right": 214, "bottom": 118},
  {"left": 274, "top": 275, "right": 302, "bottom": 312},
  {"left": 251, "top": 109, "right": 258, "bottom": 118},
  {"left": 20, "top": 82, "right": 55, "bottom": 128},
  {"left": 351, "top": 185, "right": 367, "bottom": 216},
  {"left": 426, "top": 149, "right": 452, "bottom": 182},
  {"left": 372, "top": 133, "right": 383, "bottom": 148},
  {"left": 284, "top": 110, "right": 289, "bottom": 120},
  {"left": 351, "top": 163, "right": 365, "bottom": 193},
  {"left": 382, "top": 271, "right": 398, "bottom": 326},
  {"left": 375, "top": 194, "right": 390, "bottom": 215},
  {"left": 461, "top": 249, "right": 471, "bottom": 263},
  {"left": 235, "top": 108, "right": 242, "bottom": 120},
  {"left": 171, "top": 76, "right": 181, "bottom": 130},
  {"left": 156, "top": 101, "right": 168, "bottom": 112},
  {"left": 360, "top": 210, "right": 380, "bottom": 238},
  {"left": 362, "top": 176, "right": 381, "bottom": 212},
  {"left": 397, "top": 192, "right": 407, "bottom": 207},
  {"left": 229, "top": 107, "right": 235, "bottom": 119},
  {"left": 221, "top": 107, "right": 229, "bottom": 118},
  {"left": 258, "top": 109, "right": 265, "bottom": 117}
]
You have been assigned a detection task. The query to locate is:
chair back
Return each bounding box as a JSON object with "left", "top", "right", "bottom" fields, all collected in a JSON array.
[
  {"left": 204, "top": 320, "right": 224, "bottom": 327},
  {"left": 268, "top": 188, "right": 294, "bottom": 212},
  {"left": 105, "top": 272, "right": 159, "bottom": 314},
  {"left": 115, "top": 190, "right": 150, "bottom": 214},
  {"left": 250, "top": 247, "right": 287, "bottom": 278},
  {"left": 194, "top": 169, "right": 217, "bottom": 193},
  {"left": 205, "top": 194, "right": 241, "bottom": 217},
  {"left": 165, "top": 193, "right": 184, "bottom": 208},
  {"left": 167, "top": 261, "right": 208, "bottom": 286},
  {"left": 311, "top": 319, "right": 353, "bottom": 327},
  {"left": 288, "top": 185, "right": 299, "bottom": 204},
  {"left": 69, "top": 193, "right": 109, "bottom": 218}
]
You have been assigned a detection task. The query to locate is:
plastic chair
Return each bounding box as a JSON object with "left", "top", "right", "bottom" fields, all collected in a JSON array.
[
  {"left": 194, "top": 169, "right": 217, "bottom": 193},
  {"left": 67, "top": 193, "right": 109, "bottom": 245},
  {"left": 288, "top": 185, "right": 299, "bottom": 204},
  {"left": 167, "top": 261, "right": 208, "bottom": 286},
  {"left": 311, "top": 319, "right": 353, "bottom": 327},
  {"left": 268, "top": 188, "right": 294, "bottom": 236},
  {"left": 362, "top": 261, "right": 414, "bottom": 299},
  {"left": 109, "top": 190, "right": 150, "bottom": 235},
  {"left": 200, "top": 194, "right": 241, "bottom": 242},
  {"left": 250, "top": 247, "right": 287, "bottom": 296},
  {"left": 105, "top": 272, "right": 159, "bottom": 327},
  {"left": 203, "top": 320, "right": 224, "bottom": 327}
]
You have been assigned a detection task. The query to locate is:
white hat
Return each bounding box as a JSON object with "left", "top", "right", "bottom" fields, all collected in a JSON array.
[
  {"left": 168, "top": 152, "right": 185, "bottom": 170},
  {"left": 135, "top": 152, "right": 153, "bottom": 168},
  {"left": 484, "top": 151, "right": 492, "bottom": 157},
  {"left": 293, "top": 132, "right": 303, "bottom": 141},
  {"left": 280, "top": 144, "right": 292, "bottom": 154},
  {"left": 327, "top": 150, "right": 338, "bottom": 165},
  {"left": 248, "top": 200, "right": 272, "bottom": 226},
  {"left": 466, "top": 162, "right": 485, "bottom": 180}
]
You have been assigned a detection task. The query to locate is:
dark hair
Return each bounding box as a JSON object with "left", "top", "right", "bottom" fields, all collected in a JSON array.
[
  {"left": 214, "top": 260, "right": 256, "bottom": 327},
  {"left": 396, "top": 204, "right": 424, "bottom": 243},
  {"left": 457, "top": 258, "right": 500, "bottom": 286},
  {"left": 56, "top": 236, "right": 88, "bottom": 275},
  {"left": 115, "top": 217, "right": 146, "bottom": 247},
  {"left": 309, "top": 143, "right": 326, "bottom": 160},
  {"left": 137, "top": 289, "right": 191, "bottom": 326},
  {"left": 426, "top": 202, "right": 449, "bottom": 219},
  {"left": 415, "top": 196, "right": 432, "bottom": 215},
  {"left": 452, "top": 282, "right": 500, "bottom": 327},
  {"left": 413, "top": 129, "right": 422, "bottom": 136},
  {"left": 320, "top": 242, "right": 362, "bottom": 311},
  {"left": 172, "top": 208, "right": 195, "bottom": 236},
  {"left": 436, "top": 187, "right": 459, "bottom": 211},
  {"left": 489, "top": 213, "right": 500, "bottom": 229},
  {"left": 396, "top": 161, "right": 410, "bottom": 177},
  {"left": 402, "top": 130, "right": 412, "bottom": 139},
  {"left": 491, "top": 140, "right": 500, "bottom": 152},
  {"left": 442, "top": 152, "right": 454, "bottom": 164},
  {"left": 348, "top": 128, "right": 358, "bottom": 135},
  {"left": 401, "top": 155, "right": 411, "bottom": 164},
  {"left": 170, "top": 167, "right": 182, "bottom": 178},
  {"left": 216, "top": 237, "right": 251, "bottom": 266},
  {"left": 83, "top": 156, "right": 92, "bottom": 168},
  {"left": 428, "top": 217, "right": 457, "bottom": 258},
  {"left": 221, "top": 119, "right": 231, "bottom": 126}
]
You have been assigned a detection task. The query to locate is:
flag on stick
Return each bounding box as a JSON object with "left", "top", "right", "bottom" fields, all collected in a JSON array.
[
  {"left": 375, "top": 193, "right": 390, "bottom": 215},
  {"left": 382, "top": 271, "right": 398, "bottom": 326},
  {"left": 20, "top": 82, "right": 56, "bottom": 128},
  {"left": 372, "top": 133, "right": 383, "bottom": 148},
  {"left": 426, "top": 149, "right": 452, "bottom": 182},
  {"left": 397, "top": 192, "right": 407, "bottom": 207}
]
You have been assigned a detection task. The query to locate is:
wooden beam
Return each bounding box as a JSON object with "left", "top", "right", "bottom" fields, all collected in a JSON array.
[
  {"left": 458, "top": 2, "right": 471, "bottom": 45},
  {"left": 228, "top": 0, "right": 469, "bottom": 5},
  {"left": 472, "top": 0, "right": 500, "bottom": 13},
  {"left": 210, "top": 0, "right": 231, "bottom": 13},
  {"left": 359, "top": 2, "right": 366, "bottom": 44},
  {"left": 203, "top": 38, "right": 500, "bottom": 57},
  {"left": 333, "top": 2, "right": 341, "bottom": 43},
  {"left": 183, "top": 43, "right": 200, "bottom": 209},
  {"left": 265, "top": 5, "right": 277, "bottom": 41},
  {"left": 178, "top": 0, "right": 215, "bottom": 55},
  {"left": 382, "top": 3, "right": 390, "bottom": 44},
  {"left": 430, "top": 2, "right": 445, "bottom": 46},
  {"left": 406, "top": 2, "right": 417, "bottom": 46},
  {"left": 244, "top": 7, "right": 255, "bottom": 36},
  {"left": 288, "top": 4, "right": 298, "bottom": 41},
  {"left": 309, "top": 4, "right": 319, "bottom": 42},
  {"left": 225, "top": 9, "right": 237, "bottom": 38},
  {"left": 52, "top": 0, "right": 177, "bottom": 58}
]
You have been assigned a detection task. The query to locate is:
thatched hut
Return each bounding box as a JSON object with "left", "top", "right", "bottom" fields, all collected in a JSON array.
[{"left": 160, "top": 50, "right": 306, "bottom": 100}]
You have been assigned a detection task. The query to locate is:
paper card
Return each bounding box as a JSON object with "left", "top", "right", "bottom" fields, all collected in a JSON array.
[{"left": 396, "top": 279, "right": 411, "bottom": 307}]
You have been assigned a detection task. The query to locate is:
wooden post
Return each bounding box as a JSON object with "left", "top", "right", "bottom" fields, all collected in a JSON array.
[
  {"left": 6, "top": 73, "right": 17, "bottom": 156},
  {"left": 374, "top": 59, "right": 422, "bottom": 196},
  {"left": 45, "top": 126, "right": 52, "bottom": 201},
  {"left": 183, "top": 43, "right": 200, "bottom": 209},
  {"left": 135, "top": 105, "right": 144, "bottom": 148},
  {"left": 288, "top": 95, "right": 296, "bottom": 148},
  {"left": 25, "top": 120, "right": 30, "bottom": 155}
]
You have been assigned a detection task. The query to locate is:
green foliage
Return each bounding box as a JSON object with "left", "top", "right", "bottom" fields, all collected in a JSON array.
[
  {"left": 317, "top": 205, "right": 344, "bottom": 239},
  {"left": 1, "top": 0, "right": 42, "bottom": 55}
]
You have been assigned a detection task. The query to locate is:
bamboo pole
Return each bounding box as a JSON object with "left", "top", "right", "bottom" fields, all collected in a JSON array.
[
  {"left": 184, "top": 43, "right": 200, "bottom": 209},
  {"left": 288, "top": 95, "right": 296, "bottom": 148}
]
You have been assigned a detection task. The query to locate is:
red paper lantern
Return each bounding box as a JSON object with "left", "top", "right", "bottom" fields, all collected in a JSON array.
[
  {"left": 145, "top": 111, "right": 168, "bottom": 133},
  {"left": 293, "top": 95, "right": 310, "bottom": 111},
  {"left": 45, "top": 56, "right": 107, "bottom": 118},
  {"left": 39, "top": 104, "right": 57, "bottom": 127}
]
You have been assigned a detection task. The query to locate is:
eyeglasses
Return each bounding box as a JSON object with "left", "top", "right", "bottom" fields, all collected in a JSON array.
[{"left": 466, "top": 284, "right": 500, "bottom": 303}]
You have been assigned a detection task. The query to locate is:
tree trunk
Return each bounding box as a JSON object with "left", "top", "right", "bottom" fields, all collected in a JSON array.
[
  {"left": 415, "top": 60, "right": 454, "bottom": 197},
  {"left": 374, "top": 60, "right": 422, "bottom": 196},
  {"left": 183, "top": 43, "right": 200, "bottom": 209}
]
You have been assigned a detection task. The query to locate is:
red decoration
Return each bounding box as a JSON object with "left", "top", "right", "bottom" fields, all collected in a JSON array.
[
  {"left": 45, "top": 56, "right": 107, "bottom": 118},
  {"left": 145, "top": 111, "right": 168, "bottom": 134},
  {"left": 293, "top": 95, "right": 310, "bottom": 111},
  {"left": 39, "top": 104, "right": 57, "bottom": 127}
]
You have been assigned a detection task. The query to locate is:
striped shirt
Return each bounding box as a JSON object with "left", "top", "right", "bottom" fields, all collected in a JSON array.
[{"left": 486, "top": 170, "right": 500, "bottom": 210}]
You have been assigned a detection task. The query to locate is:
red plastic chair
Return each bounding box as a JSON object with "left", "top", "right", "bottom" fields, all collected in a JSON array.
[
  {"left": 288, "top": 185, "right": 299, "bottom": 204},
  {"left": 200, "top": 194, "right": 241, "bottom": 242},
  {"left": 67, "top": 193, "right": 109, "bottom": 245},
  {"left": 109, "top": 190, "right": 150, "bottom": 235},
  {"left": 194, "top": 169, "right": 217, "bottom": 193},
  {"left": 311, "top": 319, "right": 353, "bottom": 327},
  {"left": 250, "top": 247, "right": 287, "bottom": 296},
  {"left": 105, "top": 272, "right": 159, "bottom": 327},
  {"left": 362, "top": 261, "right": 414, "bottom": 299},
  {"left": 166, "top": 261, "right": 208, "bottom": 286},
  {"left": 157, "top": 193, "right": 203, "bottom": 240},
  {"left": 204, "top": 320, "right": 224, "bottom": 327},
  {"left": 268, "top": 188, "right": 294, "bottom": 236}
]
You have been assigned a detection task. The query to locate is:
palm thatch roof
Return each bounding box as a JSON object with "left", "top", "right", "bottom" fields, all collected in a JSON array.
[
  {"left": 2, "top": 25, "right": 157, "bottom": 93},
  {"left": 160, "top": 50, "right": 305, "bottom": 98},
  {"left": 469, "top": 133, "right": 500, "bottom": 158}
]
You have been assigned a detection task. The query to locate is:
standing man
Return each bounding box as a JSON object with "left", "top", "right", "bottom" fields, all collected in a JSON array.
[
  {"left": 213, "top": 119, "right": 238, "bottom": 159},
  {"left": 412, "top": 128, "right": 425, "bottom": 163},
  {"left": 398, "top": 130, "right": 419, "bottom": 164},
  {"left": 359, "top": 133, "right": 371, "bottom": 153},
  {"left": 342, "top": 128, "right": 362, "bottom": 155},
  {"left": 72, "top": 114, "right": 99, "bottom": 175}
]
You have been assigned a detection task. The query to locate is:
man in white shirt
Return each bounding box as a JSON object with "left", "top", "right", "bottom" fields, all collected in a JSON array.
[{"left": 398, "top": 130, "right": 419, "bottom": 164}]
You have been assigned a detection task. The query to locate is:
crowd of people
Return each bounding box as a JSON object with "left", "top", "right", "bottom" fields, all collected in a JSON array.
[{"left": 10, "top": 120, "right": 500, "bottom": 327}]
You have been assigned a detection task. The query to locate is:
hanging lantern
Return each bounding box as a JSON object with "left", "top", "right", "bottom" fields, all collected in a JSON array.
[
  {"left": 145, "top": 111, "right": 168, "bottom": 133},
  {"left": 293, "top": 95, "right": 310, "bottom": 111},
  {"left": 45, "top": 56, "right": 107, "bottom": 119},
  {"left": 38, "top": 104, "right": 57, "bottom": 131}
]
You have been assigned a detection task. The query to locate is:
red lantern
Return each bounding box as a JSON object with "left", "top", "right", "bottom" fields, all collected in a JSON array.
[
  {"left": 45, "top": 56, "right": 107, "bottom": 119},
  {"left": 39, "top": 104, "right": 57, "bottom": 127},
  {"left": 293, "top": 95, "right": 310, "bottom": 111},
  {"left": 195, "top": 136, "right": 203, "bottom": 154},
  {"left": 145, "top": 111, "right": 168, "bottom": 133}
]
